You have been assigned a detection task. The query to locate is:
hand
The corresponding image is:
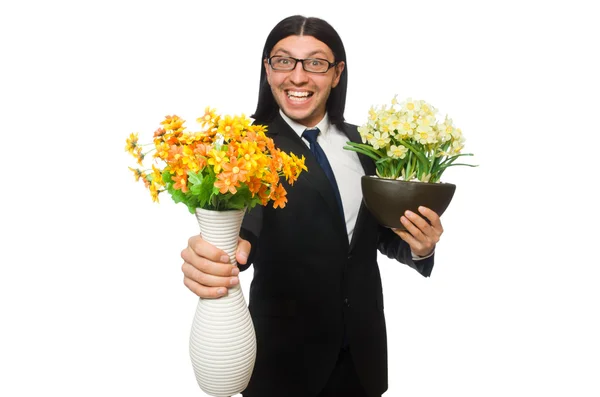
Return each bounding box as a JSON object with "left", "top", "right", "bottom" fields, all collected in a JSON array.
[
  {"left": 393, "top": 206, "right": 443, "bottom": 257},
  {"left": 181, "top": 235, "right": 251, "bottom": 298}
]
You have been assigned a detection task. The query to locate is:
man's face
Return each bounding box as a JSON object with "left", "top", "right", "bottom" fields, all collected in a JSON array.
[{"left": 265, "top": 35, "right": 345, "bottom": 127}]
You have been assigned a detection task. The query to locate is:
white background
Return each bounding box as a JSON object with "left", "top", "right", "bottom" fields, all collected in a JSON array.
[{"left": 1, "top": 0, "right": 599, "bottom": 396}]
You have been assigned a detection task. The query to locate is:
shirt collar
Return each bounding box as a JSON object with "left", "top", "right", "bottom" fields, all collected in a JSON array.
[{"left": 279, "top": 109, "right": 331, "bottom": 139}]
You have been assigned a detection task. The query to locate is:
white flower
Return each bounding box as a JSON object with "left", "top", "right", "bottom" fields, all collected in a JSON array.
[
  {"left": 387, "top": 144, "right": 408, "bottom": 159},
  {"left": 401, "top": 98, "right": 421, "bottom": 114},
  {"left": 369, "top": 131, "right": 391, "bottom": 150}
]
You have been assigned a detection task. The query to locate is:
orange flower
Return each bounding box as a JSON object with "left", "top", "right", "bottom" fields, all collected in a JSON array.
[
  {"left": 257, "top": 184, "right": 269, "bottom": 206},
  {"left": 167, "top": 145, "right": 184, "bottom": 163},
  {"left": 214, "top": 172, "right": 238, "bottom": 195},
  {"left": 246, "top": 176, "right": 263, "bottom": 195},
  {"left": 270, "top": 183, "right": 288, "bottom": 209},
  {"left": 172, "top": 172, "right": 188, "bottom": 193},
  {"left": 246, "top": 129, "right": 267, "bottom": 151},
  {"left": 221, "top": 157, "right": 248, "bottom": 184}
]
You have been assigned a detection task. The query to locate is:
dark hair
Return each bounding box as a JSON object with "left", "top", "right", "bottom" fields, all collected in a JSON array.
[{"left": 251, "top": 15, "right": 348, "bottom": 127}]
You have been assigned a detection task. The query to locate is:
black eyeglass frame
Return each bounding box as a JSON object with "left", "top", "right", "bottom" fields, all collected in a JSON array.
[{"left": 267, "top": 56, "right": 339, "bottom": 74}]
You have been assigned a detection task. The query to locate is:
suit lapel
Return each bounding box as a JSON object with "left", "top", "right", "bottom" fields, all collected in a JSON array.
[
  {"left": 341, "top": 123, "right": 378, "bottom": 253},
  {"left": 341, "top": 123, "right": 376, "bottom": 175}
]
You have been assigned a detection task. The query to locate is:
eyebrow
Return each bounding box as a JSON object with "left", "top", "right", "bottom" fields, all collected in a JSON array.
[{"left": 271, "top": 48, "right": 330, "bottom": 59}]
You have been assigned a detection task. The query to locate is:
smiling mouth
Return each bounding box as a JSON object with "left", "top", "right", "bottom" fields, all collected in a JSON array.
[{"left": 286, "top": 90, "right": 313, "bottom": 102}]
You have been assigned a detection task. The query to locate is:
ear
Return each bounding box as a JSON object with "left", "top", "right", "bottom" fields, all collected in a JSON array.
[{"left": 331, "top": 61, "right": 345, "bottom": 89}]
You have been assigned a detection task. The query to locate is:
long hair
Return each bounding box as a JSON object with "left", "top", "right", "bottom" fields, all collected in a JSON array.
[{"left": 251, "top": 15, "right": 348, "bottom": 127}]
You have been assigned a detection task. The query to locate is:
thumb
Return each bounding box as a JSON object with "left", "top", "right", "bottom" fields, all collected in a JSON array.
[{"left": 236, "top": 237, "right": 251, "bottom": 265}]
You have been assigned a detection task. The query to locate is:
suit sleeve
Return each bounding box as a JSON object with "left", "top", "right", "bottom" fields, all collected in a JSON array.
[{"left": 377, "top": 226, "right": 434, "bottom": 277}]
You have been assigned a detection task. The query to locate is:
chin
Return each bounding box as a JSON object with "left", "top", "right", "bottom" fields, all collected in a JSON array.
[{"left": 280, "top": 107, "right": 318, "bottom": 125}]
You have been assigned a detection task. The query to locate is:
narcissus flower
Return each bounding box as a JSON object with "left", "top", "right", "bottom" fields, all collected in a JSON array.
[{"left": 344, "top": 97, "right": 476, "bottom": 183}]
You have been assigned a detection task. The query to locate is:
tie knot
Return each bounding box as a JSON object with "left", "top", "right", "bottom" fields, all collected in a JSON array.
[{"left": 302, "top": 128, "right": 320, "bottom": 144}]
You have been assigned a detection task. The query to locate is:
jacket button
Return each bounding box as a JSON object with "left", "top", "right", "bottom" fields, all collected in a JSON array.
[{"left": 344, "top": 298, "right": 350, "bottom": 307}]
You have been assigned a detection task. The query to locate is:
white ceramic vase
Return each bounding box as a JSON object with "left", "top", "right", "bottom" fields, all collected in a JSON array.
[{"left": 190, "top": 208, "right": 256, "bottom": 397}]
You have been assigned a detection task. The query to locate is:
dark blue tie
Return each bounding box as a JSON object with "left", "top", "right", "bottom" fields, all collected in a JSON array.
[
  {"left": 302, "top": 128, "right": 344, "bottom": 218},
  {"left": 303, "top": 128, "right": 348, "bottom": 347}
]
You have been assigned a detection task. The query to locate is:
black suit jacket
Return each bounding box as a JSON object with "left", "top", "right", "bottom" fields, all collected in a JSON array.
[{"left": 239, "top": 114, "right": 434, "bottom": 397}]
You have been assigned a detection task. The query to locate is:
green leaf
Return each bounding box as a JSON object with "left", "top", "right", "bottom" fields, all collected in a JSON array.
[
  {"left": 396, "top": 139, "right": 429, "bottom": 169},
  {"left": 188, "top": 171, "right": 203, "bottom": 186},
  {"left": 343, "top": 145, "right": 381, "bottom": 161}
]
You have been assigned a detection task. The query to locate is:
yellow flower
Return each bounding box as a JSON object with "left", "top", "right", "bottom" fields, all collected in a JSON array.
[
  {"left": 161, "top": 115, "right": 185, "bottom": 133},
  {"left": 149, "top": 182, "right": 160, "bottom": 202},
  {"left": 135, "top": 147, "right": 145, "bottom": 166},
  {"left": 125, "top": 133, "right": 139, "bottom": 154},
  {"left": 151, "top": 165, "right": 163, "bottom": 186},
  {"left": 128, "top": 166, "right": 144, "bottom": 181},
  {"left": 197, "top": 106, "right": 218, "bottom": 126},
  {"left": 181, "top": 145, "right": 200, "bottom": 173},
  {"left": 207, "top": 149, "right": 228, "bottom": 173}
]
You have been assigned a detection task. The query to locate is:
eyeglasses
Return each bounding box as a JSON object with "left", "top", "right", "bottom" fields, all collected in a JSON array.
[{"left": 268, "top": 56, "right": 338, "bottom": 74}]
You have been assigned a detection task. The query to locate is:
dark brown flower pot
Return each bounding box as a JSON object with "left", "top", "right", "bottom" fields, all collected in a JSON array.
[{"left": 361, "top": 176, "right": 456, "bottom": 230}]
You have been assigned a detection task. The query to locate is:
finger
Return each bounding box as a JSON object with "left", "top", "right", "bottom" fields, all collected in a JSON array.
[
  {"left": 183, "top": 275, "right": 229, "bottom": 299},
  {"left": 400, "top": 213, "right": 427, "bottom": 240},
  {"left": 236, "top": 237, "right": 251, "bottom": 265},
  {"left": 181, "top": 247, "right": 239, "bottom": 278},
  {"left": 397, "top": 219, "right": 427, "bottom": 251},
  {"left": 404, "top": 210, "right": 433, "bottom": 236},
  {"left": 418, "top": 206, "right": 444, "bottom": 234},
  {"left": 394, "top": 226, "right": 436, "bottom": 257},
  {"left": 186, "top": 235, "right": 231, "bottom": 264},
  {"left": 181, "top": 261, "right": 239, "bottom": 287},
  {"left": 393, "top": 228, "right": 416, "bottom": 245}
]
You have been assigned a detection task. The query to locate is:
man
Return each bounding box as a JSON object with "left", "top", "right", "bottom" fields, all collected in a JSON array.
[{"left": 181, "top": 15, "right": 443, "bottom": 397}]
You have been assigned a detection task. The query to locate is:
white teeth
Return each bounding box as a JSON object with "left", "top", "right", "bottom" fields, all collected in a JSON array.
[{"left": 287, "top": 91, "right": 310, "bottom": 98}]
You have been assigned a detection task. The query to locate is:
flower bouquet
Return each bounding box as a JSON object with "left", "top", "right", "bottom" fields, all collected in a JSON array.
[
  {"left": 126, "top": 108, "right": 306, "bottom": 397},
  {"left": 344, "top": 96, "right": 476, "bottom": 229}
]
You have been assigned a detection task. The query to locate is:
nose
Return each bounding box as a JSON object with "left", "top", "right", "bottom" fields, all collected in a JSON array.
[{"left": 289, "top": 61, "right": 309, "bottom": 84}]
